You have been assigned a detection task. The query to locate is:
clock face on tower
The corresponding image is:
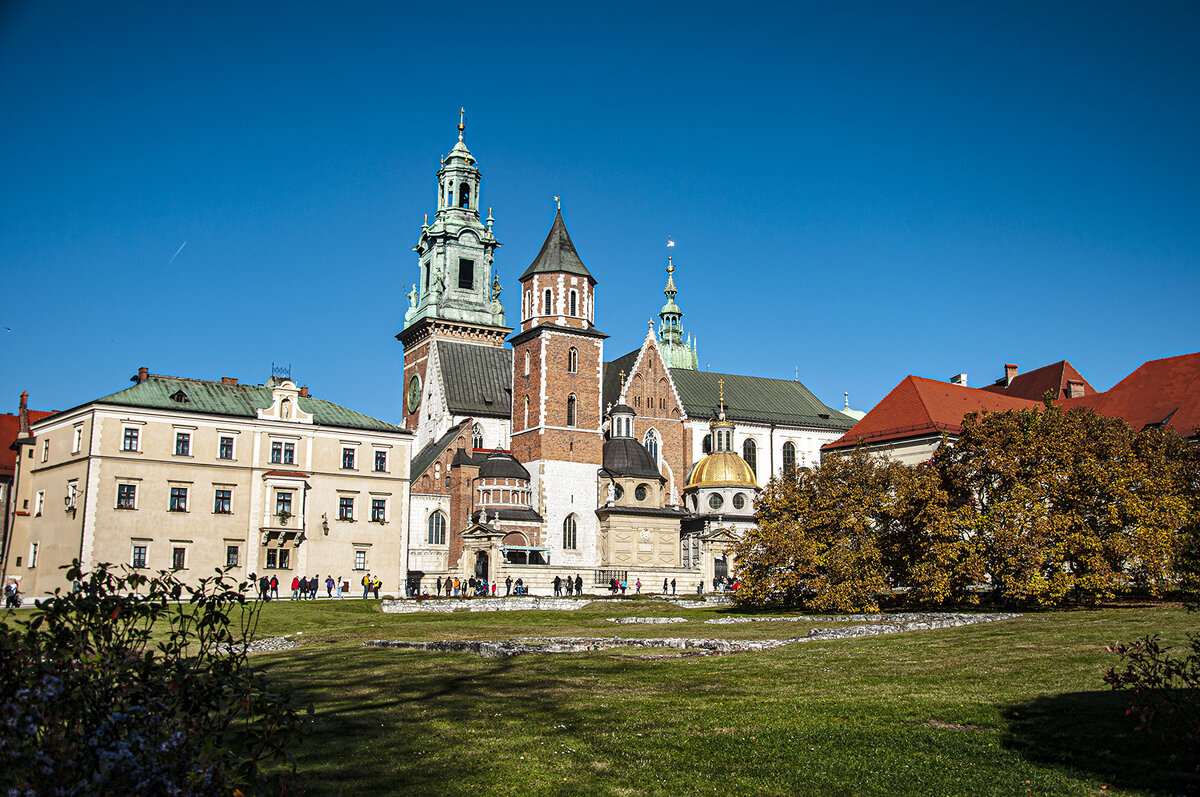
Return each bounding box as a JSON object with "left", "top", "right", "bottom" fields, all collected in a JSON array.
[{"left": 406, "top": 374, "right": 422, "bottom": 413}]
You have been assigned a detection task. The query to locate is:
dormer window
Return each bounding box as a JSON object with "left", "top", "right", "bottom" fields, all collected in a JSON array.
[{"left": 170, "top": 389, "right": 188, "bottom": 404}]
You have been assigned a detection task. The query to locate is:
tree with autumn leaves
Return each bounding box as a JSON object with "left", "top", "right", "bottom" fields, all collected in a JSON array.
[{"left": 733, "top": 402, "right": 1198, "bottom": 611}]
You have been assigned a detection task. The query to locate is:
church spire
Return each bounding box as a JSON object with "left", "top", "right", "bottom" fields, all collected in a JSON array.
[{"left": 657, "top": 238, "right": 699, "bottom": 370}]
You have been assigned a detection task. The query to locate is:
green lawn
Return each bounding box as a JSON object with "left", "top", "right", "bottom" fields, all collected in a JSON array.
[{"left": 249, "top": 599, "right": 1194, "bottom": 795}]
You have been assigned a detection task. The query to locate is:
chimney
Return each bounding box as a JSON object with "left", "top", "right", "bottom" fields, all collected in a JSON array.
[
  {"left": 1004, "top": 363, "right": 1018, "bottom": 386},
  {"left": 221, "top": 377, "right": 238, "bottom": 385},
  {"left": 131, "top": 366, "right": 149, "bottom": 384},
  {"left": 18, "top": 391, "right": 29, "bottom": 436},
  {"left": 299, "top": 386, "right": 309, "bottom": 398},
  {"left": 950, "top": 373, "right": 968, "bottom": 387},
  {"left": 1066, "top": 380, "right": 1085, "bottom": 399}
]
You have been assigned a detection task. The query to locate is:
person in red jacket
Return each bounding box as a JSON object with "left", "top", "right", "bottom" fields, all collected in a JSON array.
[{"left": 291, "top": 575, "right": 301, "bottom": 600}]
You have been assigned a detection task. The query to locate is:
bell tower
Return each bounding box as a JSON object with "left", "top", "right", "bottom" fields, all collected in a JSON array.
[{"left": 398, "top": 113, "right": 512, "bottom": 435}]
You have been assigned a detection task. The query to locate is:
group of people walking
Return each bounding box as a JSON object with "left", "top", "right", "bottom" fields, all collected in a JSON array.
[
  {"left": 251, "top": 574, "right": 362, "bottom": 601},
  {"left": 552, "top": 575, "right": 584, "bottom": 596}
]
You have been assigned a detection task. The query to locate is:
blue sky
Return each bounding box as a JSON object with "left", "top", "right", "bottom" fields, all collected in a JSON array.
[{"left": 2, "top": 1, "right": 1197, "bottom": 422}]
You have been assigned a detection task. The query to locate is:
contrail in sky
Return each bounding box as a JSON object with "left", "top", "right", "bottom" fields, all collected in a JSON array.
[{"left": 166, "top": 240, "right": 187, "bottom": 266}]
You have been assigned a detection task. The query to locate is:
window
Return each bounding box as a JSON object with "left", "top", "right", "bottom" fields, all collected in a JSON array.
[
  {"left": 543, "top": 288, "right": 552, "bottom": 315},
  {"left": 169, "top": 487, "right": 188, "bottom": 512},
  {"left": 354, "top": 550, "right": 367, "bottom": 571},
  {"left": 171, "top": 547, "right": 186, "bottom": 570},
  {"left": 458, "top": 258, "right": 475, "bottom": 290},
  {"left": 117, "top": 484, "right": 136, "bottom": 510},
  {"left": 643, "top": 429, "right": 659, "bottom": 462},
  {"left": 34, "top": 491, "right": 44, "bottom": 517},
  {"left": 270, "top": 441, "right": 295, "bottom": 464},
  {"left": 472, "top": 424, "right": 483, "bottom": 450},
  {"left": 566, "top": 394, "right": 576, "bottom": 427},
  {"left": 371, "top": 498, "right": 386, "bottom": 522},
  {"left": 41, "top": 439, "right": 49, "bottom": 462},
  {"left": 225, "top": 545, "right": 240, "bottom": 567},
  {"left": 339, "top": 496, "right": 354, "bottom": 520},
  {"left": 635, "top": 484, "right": 648, "bottom": 502},
  {"left": 283, "top": 443, "right": 294, "bottom": 464},
  {"left": 342, "top": 447, "right": 356, "bottom": 469},
  {"left": 266, "top": 549, "right": 290, "bottom": 570},
  {"left": 131, "top": 545, "right": 147, "bottom": 569},
  {"left": 569, "top": 290, "right": 577, "bottom": 316},
  {"left": 72, "top": 425, "right": 83, "bottom": 454},
  {"left": 563, "top": 514, "right": 577, "bottom": 549},
  {"left": 459, "top": 183, "right": 471, "bottom": 208},
  {"left": 702, "top": 434, "right": 712, "bottom": 455},
  {"left": 523, "top": 350, "right": 530, "bottom": 376},
  {"left": 175, "top": 432, "right": 190, "bottom": 456},
  {"left": 214, "top": 489, "right": 232, "bottom": 514},
  {"left": 122, "top": 427, "right": 139, "bottom": 452},
  {"left": 374, "top": 450, "right": 388, "bottom": 472},
  {"left": 782, "top": 441, "right": 796, "bottom": 472},
  {"left": 568, "top": 347, "right": 578, "bottom": 374},
  {"left": 219, "top": 436, "right": 234, "bottom": 459},
  {"left": 29, "top": 542, "right": 38, "bottom": 567},
  {"left": 270, "top": 442, "right": 282, "bottom": 463},
  {"left": 709, "top": 493, "right": 724, "bottom": 510},
  {"left": 743, "top": 439, "right": 757, "bottom": 477},
  {"left": 733, "top": 493, "right": 747, "bottom": 510},
  {"left": 427, "top": 511, "right": 447, "bottom": 545},
  {"left": 276, "top": 491, "right": 293, "bottom": 517}
]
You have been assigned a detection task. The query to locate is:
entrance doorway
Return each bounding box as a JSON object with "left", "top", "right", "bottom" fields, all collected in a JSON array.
[
  {"left": 474, "top": 551, "right": 489, "bottom": 580},
  {"left": 714, "top": 553, "right": 728, "bottom": 582}
]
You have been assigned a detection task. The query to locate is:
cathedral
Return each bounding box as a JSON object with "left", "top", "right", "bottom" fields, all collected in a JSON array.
[{"left": 398, "top": 119, "right": 855, "bottom": 594}]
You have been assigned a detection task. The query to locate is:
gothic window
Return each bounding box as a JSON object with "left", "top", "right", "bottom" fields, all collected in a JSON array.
[
  {"left": 566, "top": 394, "right": 577, "bottom": 427},
  {"left": 743, "top": 438, "right": 757, "bottom": 477},
  {"left": 458, "top": 258, "right": 474, "bottom": 290},
  {"left": 782, "top": 441, "right": 796, "bottom": 472},
  {"left": 472, "top": 424, "right": 483, "bottom": 450},
  {"left": 643, "top": 429, "right": 659, "bottom": 462},
  {"left": 568, "top": 347, "right": 578, "bottom": 374},
  {"left": 543, "top": 289, "right": 552, "bottom": 315},
  {"left": 569, "top": 290, "right": 577, "bottom": 316},
  {"left": 459, "top": 183, "right": 471, "bottom": 208},
  {"left": 563, "top": 514, "right": 577, "bottom": 549},
  {"left": 703, "top": 434, "right": 712, "bottom": 455},
  {"left": 524, "top": 350, "right": 530, "bottom": 376},
  {"left": 524, "top": 396, "right": 529, "bottom": 428},
  {"left": 427, "top": 511, "right": 447, "bottom": 545}
]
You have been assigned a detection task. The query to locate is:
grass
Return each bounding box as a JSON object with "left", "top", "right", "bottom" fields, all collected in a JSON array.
[{"left": 240, "top": 598, "right": 1198, "bottom": 796}]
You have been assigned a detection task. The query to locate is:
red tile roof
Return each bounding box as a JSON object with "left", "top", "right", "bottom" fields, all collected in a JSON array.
[
  {"left": 824, "top": 376, "right": 1037, "bottom": 451},
  {"left": 981, "top": 360, "right": 1097, "bottom": 401},
  {"left": 0, "top": 410, "right": 55, "bottom": 479},
  {"left": 1064, "top": 351, "right": 1200, "bottom": 439}
]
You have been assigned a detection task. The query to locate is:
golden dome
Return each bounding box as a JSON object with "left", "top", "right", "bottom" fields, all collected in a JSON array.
[{"left": 686, "top": 451, "right": 758, "bottom": 489}]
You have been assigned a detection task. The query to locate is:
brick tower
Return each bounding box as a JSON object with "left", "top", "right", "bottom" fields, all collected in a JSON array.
[{"left": 510, "top": 208, "right": 607, "bottom": 568}]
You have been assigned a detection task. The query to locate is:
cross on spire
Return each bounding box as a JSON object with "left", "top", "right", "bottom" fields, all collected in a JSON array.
[{"left": 458, "top": 107, "right": 465, "bottom": 139}]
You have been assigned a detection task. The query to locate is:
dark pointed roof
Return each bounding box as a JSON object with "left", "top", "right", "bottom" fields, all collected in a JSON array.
[
  {"left": 519, "top": 209, "right": 596, "bottom": 285},
  {"left": 602, "top": 438, "right": 664, "bottom": 480}
]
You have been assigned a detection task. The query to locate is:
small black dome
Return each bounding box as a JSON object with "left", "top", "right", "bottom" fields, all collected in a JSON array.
[
  {"left": 602, "top": 438, "right": 663, "bottom": 479},
  {"left": 607, "top": 403, "right": 635, "bottom": 417},
  {"left": 479, "top": 450, "right": 531, "bottom": 481}
]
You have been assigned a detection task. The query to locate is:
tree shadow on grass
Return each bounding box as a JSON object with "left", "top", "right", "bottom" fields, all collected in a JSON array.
[{"left": 1002, "top": 690, "right": 1199, "bottom": 796}]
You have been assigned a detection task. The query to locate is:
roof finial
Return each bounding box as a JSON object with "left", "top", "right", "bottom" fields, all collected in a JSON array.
[
  {"left": 458, "top": 107, "right": 465, "bottom": 140},
  {"left": 666, "top": 235, "right": 675, "bottom": 272},
  {"left": 718, "top": 378, "right": 725, "bottom": 412},
  {"left": 619, "top": 369, "right": 626, "bottom": 389},
  {"left": 844, "top": 391, "right": 850, "bottom": 410},
  {"left": 554, "top": 195, "right": 561, "bottom": 210}
]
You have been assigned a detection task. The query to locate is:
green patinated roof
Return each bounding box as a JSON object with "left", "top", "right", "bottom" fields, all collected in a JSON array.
[
  {"left": 669, "top": 369, "right": 854, "bottom": 431},
  {"left": 519, "top": 209, "right": 596, "bottom": 284},
  {"left": 437, "top": 341, "right": 512, "bottom": 419},
  {"left": 95, "top": 375, "right": 403, "bottom": 434}
]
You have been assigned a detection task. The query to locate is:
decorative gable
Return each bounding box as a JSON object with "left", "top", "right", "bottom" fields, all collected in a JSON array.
[{"left": 256, "top": 379, "right": 314, "bottom": 424}]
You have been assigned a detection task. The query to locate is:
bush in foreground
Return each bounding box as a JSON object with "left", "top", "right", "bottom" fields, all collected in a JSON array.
[{"left": 0, "top": 562, "right": 309, "bottom": 796}]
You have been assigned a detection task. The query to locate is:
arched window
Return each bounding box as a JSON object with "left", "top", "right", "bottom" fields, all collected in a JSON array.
[
  {"left": 447, "top": 183, "right": 454, "bottom": 207},
  {"left": 543, "top": 289, "right": 552, "bottom": 315},
  {"left": 524, "top": 350, "right": 530, "bottom": 376},
  {"left": 567, "top": 347, "right": 578, "bottom": 374},
  {"left": 702, "top": 434, "right": 712, "bottom": 454},
  {"left": 782, "top": 441, "right": 796, "bottom": 472},
  {"left": 643, "top": 429, "right": 659, "bottom": 462},
  {"left": 569, "top": 290, "right": 577, "bottom": 316},
  {"left": 459, "top": 183, "right": 471, "bottom": 208},
  {"left": 562, "top": 514, "right": 577, "bottom": 549},
  {"left": 523, "top": 396, "right": 529, "bottom": 427},
  {"left": 566, "top": 394, "right": 576, "bottom": 427},
  {"left": 743, "top": 438, "right": 757, "bottom": 478},
  {"left": 427, "top": 511, "right": 447, "bottom": 545},
  {"left": 472, "top": 424, "right": 483, "bottom": 450}
]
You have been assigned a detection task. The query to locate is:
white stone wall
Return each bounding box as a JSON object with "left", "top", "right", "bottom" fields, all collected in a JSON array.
[
  {"left": 684, "top": 420, "right": 845, "bottom": 484},
  {"left": 527, "top": 459, "right": 600, "bottom": 569}
]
